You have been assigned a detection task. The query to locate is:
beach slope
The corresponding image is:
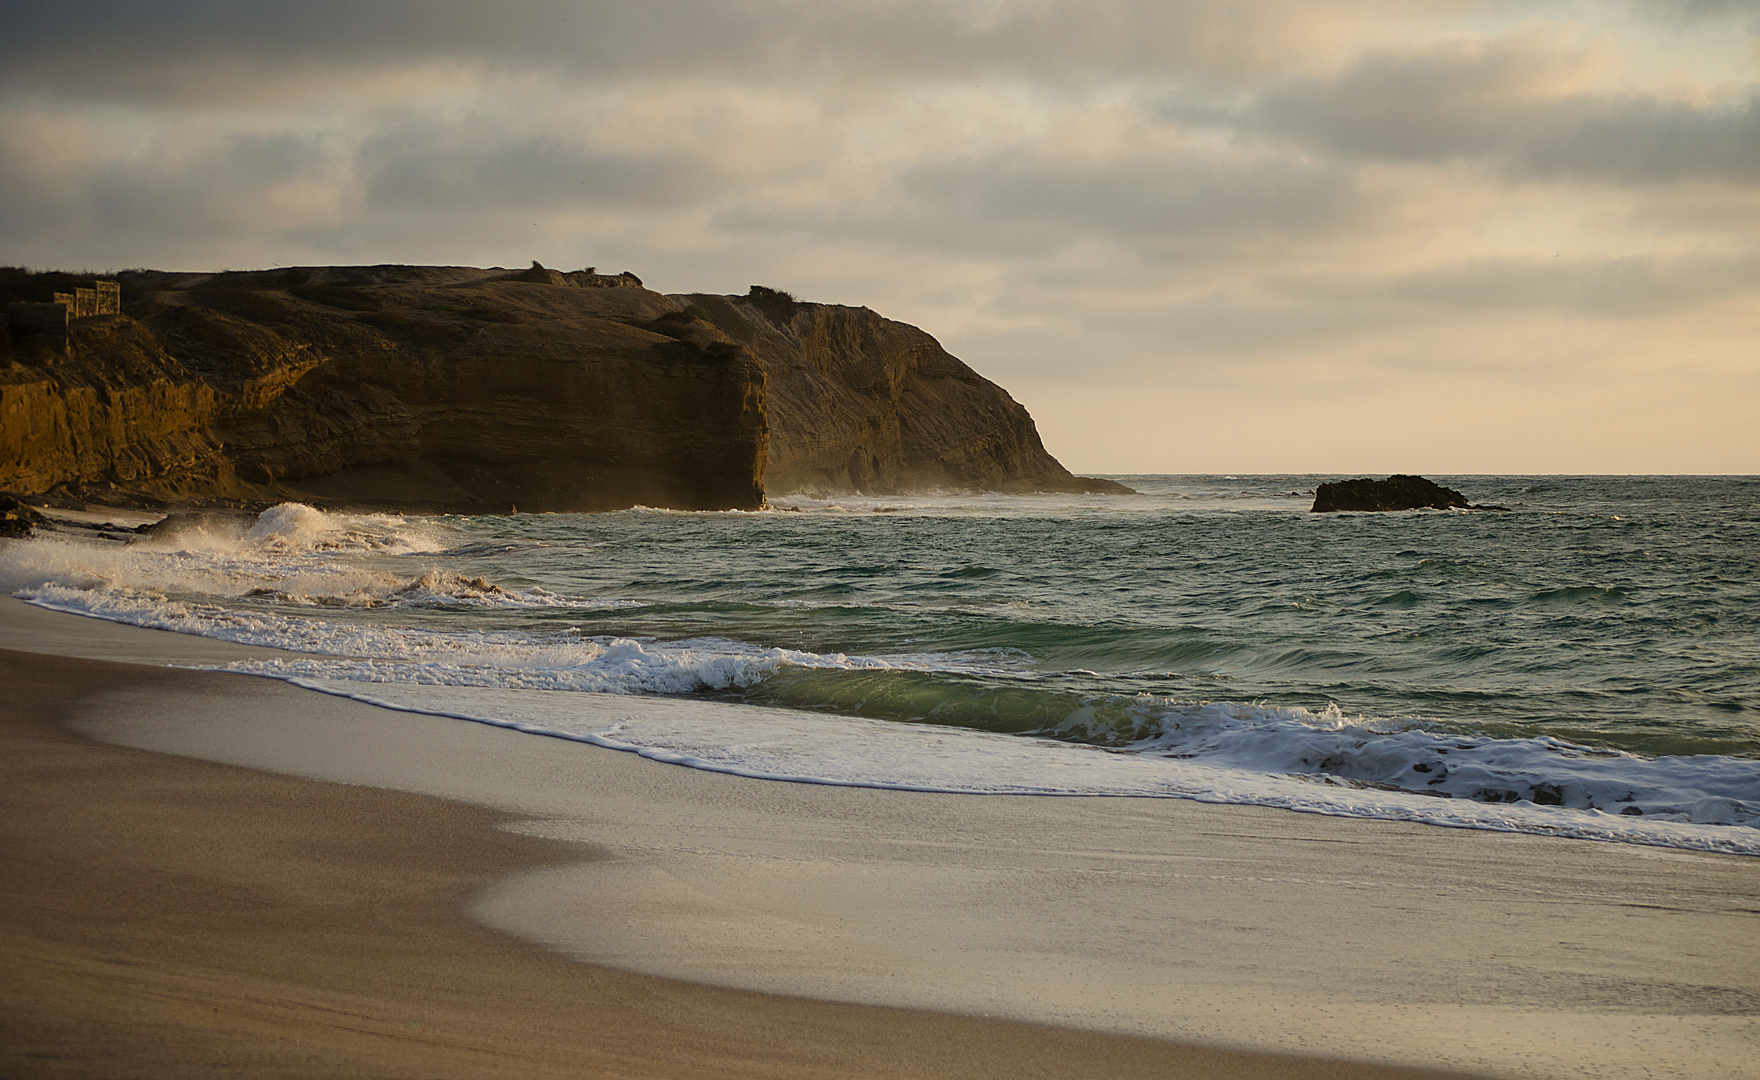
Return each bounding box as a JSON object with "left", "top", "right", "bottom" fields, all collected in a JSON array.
[
  {"left": 3, "top": 642, "right": 1472, "bottom": 1080},
  {"left": 2, "top": 597, "right": 1757, "bottom": 1078}
]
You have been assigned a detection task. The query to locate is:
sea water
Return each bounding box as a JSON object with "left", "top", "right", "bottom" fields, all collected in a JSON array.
[{"left": 5, "top": 475, "right": 1757, "bottom": 854}]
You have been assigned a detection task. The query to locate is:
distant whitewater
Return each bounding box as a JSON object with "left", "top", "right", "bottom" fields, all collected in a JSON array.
[{"left": 4, "top": 475, "right": 1757, "bottom": 855}]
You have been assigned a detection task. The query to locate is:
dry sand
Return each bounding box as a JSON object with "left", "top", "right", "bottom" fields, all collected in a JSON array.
[{"left": 3, "top": 596, "right": 1757, "bottom": 1079}]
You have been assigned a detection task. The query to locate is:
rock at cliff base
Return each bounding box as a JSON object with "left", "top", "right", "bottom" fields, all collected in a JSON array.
[
  {"left": 1311, "top": 475, "right": 1471, "bottom": 513},
  {"left": 0, "top": 495, "right": 44, "bottom": 538},
  {"left": 132, "top": 510, "right": 253, "bottom": 543},
  {"left": 1074, "top": 476, "right": 1135, "bottom": 495}
]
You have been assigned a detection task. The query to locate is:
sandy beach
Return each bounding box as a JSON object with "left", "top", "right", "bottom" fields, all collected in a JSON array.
[{"left": 4, "top": 595, "right": 1757, "bottom": 1079}]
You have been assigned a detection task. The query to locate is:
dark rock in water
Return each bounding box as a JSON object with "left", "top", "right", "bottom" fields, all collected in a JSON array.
[
  {"left": 0, "top": 494, "right": 43, "bottom": 537},
  {"left": 1530, "top": 783, "right": 1565, "bottom": 806},
  {"left": 1075, "top": 476, "right": 1135, "bottom": 494},
  {"left": 133, "top": 510, "right": 252, "bottom": 542},
  {"left": 1475, "top": 788, "right": 1522, "bottom": 803},
  {"left": 1312, "top": 475, "right": 1503, "bottom": 513}
]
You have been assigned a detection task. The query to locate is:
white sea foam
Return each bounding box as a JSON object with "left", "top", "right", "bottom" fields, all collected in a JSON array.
[
  {"left": 149, "top": 501, "right": 454, "bottom": 556},
  {"left": 769, "top": 491, "right": 1152, "bottom": 517},
  {"left": 227, "top": 671, "right": 1760, "bottom": 856},
  {"left": 1, "top": 502, "right": 575, "bottom": 614},
  {"left": 214, "top": 635, "right": 950, "bottom": 694},
  {"left": 1103, "top": 699, "right": 1760, "bottom": 828},
  {"left": 18, "top": 577, "right": 933, "bottom": 691}
]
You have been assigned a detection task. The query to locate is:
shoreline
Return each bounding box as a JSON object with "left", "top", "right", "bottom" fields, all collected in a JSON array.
[
  {"left": 4, "top": 597, "right": 1759, "bottom": 1078},
  {"left": 14, "top": 649, "right": 1368, "bottom": 1080},
  {"left": 1, "top": 638, "right": 1472, "bottom": 1080}
]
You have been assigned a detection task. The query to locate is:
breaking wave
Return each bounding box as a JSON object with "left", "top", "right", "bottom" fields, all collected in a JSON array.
[{"left": 5, "top": 494, "right": 1758, "bottom": 856}]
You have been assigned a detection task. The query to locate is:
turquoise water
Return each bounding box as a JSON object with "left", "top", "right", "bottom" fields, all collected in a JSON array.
[{"left": 9, "top": 474, "right": 1759, "bottom": 850}]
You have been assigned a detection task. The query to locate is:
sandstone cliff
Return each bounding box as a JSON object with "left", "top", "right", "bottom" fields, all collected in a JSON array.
[
  {"left": 1, "top": 266, "right": 767, "bottom": 512},
  {"left": 675, "top": 288, "right": 1127, "bottom": 495},
  {"left": 1, "top": 266, "right": 1119, "bottom": 512}
]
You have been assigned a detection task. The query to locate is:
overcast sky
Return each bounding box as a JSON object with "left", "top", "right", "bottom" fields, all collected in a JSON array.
[{"left": 3, "top": 1, "right": 1756, "bottom": 474}]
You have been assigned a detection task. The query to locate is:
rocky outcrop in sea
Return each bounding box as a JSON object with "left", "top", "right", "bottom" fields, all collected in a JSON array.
[{"left": 1311, "top": 475, "right": 1506, "bottom": 513}]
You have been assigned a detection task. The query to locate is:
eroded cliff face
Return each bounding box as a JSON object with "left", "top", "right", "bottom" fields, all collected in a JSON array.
[
  {"left": 2, "top": 266, "right": 1115, "bottom": 512},
  {"left": 675, "top": 290, "right": 1126, "bottom": 495},
  {"left": 1, "top": 316, "right": 226, "bottom": 499},
  {"left": 0, "top": 266, "right": 768, "bottom": 512}
]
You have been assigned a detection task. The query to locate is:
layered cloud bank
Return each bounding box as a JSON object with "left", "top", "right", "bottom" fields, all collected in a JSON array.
[{"left": 3, "top": 1, "right": 1756, "bottom": 472}]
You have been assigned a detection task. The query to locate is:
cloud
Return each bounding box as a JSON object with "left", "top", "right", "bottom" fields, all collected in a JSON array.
[
  {"left": 1270, "top": 252, "right": 1760, "bottom": 317},
  {"left": 1634, "top": 0, "right": 1760, "bottom": 30},
  {"left": 357, "top": 127, "right": 723, "bottom": 213},
  {"left": 1252, "top": 32, "right": 1760, "bottom": 183},
  {"left": 0, "top": 113, "right": 351, "bottom": 260},
  {"left": 712, "top": 140, "right": 1368, "bottom": 264},
  {"left": 0, "top": 0, "right": 1469, "bottom": 104},
  {"left": 1, "top": 0, "right": 1755, "bottom": 471},
  {"left": 898, "top": 149, "right": 1364, "bottom": 251}
]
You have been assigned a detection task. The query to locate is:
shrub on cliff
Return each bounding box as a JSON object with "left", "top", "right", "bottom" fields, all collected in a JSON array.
[{"left": 746, "top": 285, "right": 800, "bottom": 325}]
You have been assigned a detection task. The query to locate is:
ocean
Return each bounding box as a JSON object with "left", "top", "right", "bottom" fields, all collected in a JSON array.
[{"left": 6, "top": 474, "right": 1757, "bottom": 855}]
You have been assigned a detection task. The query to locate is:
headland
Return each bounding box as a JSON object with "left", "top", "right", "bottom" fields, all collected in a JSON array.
[{"left": 0, "top": 265, "right": 1125, "bottom": 514}]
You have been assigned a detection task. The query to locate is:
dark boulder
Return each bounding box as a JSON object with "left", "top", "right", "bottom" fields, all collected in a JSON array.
[
  {"left": 1312, "top": 475, "right": 1474, "bottom": 513},
  {"left": 132, "top": 510, "right": 252, "bottom": 542},
  {"left": 0, "top": 494, "right": 43, "bottom": 537}
]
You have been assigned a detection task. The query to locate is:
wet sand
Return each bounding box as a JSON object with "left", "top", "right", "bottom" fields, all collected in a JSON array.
[
  {"left": 1, "top": 648, "right": 1474, "bottom": 1080},
  {"left": 4, "top": 597, "right": 1758, "bottom": 1078}
]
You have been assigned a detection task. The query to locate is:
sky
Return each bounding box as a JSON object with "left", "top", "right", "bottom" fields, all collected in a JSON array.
[{"left": 3, "top": 1, "right": 1757, "bottom": 474}]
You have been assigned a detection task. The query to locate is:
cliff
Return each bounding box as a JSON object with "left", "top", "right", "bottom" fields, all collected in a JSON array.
[
  {"left": 0, "top": 266, "right": 1118, "bottom": 513},
  {"left": 675, "top": 288, "right": 1127, "bottom": 495},
  {"left": 1, "top": 265, "right": 767, "bottom": 512}
]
